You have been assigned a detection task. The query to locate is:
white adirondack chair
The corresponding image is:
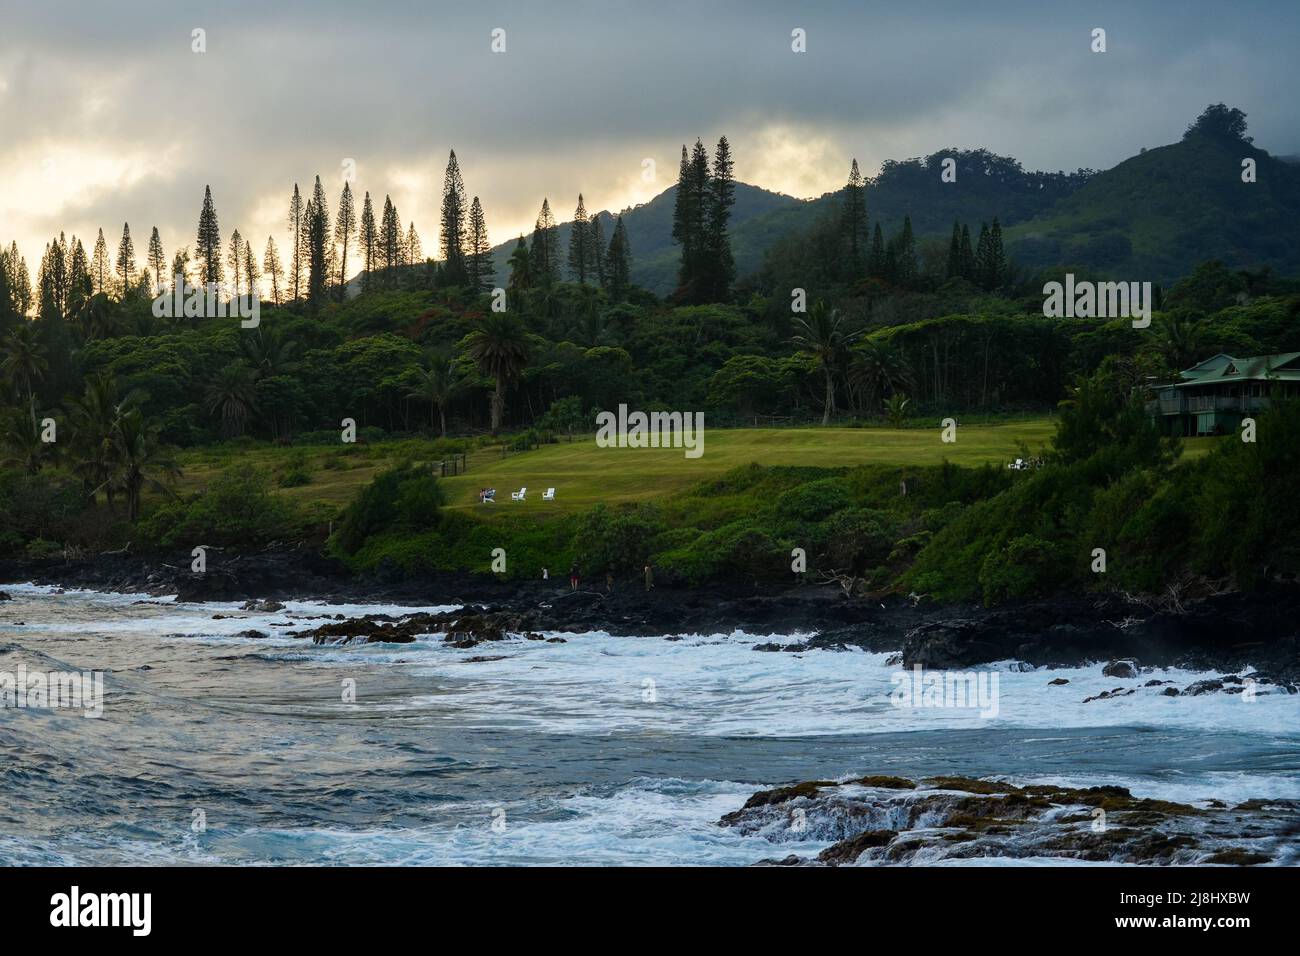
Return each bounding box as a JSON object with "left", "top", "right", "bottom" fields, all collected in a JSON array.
[
  {"left": 511, "top": 487, "right": 527, "bottom": 501},
  {"left": 543, "top": 488, "right": 555, "bottom": 501}
]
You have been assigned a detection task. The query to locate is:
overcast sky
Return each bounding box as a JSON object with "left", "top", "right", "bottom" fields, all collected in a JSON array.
[{"left": 2, "top": 0, "right": 1297, "bottom": 284}]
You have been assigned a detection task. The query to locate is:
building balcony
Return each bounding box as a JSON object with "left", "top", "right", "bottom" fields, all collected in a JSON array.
[{"left": 1147, "top": 394, "right": 1271, "bottom": 415}]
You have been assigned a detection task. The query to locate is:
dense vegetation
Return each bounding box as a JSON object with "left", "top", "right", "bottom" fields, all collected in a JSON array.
[{"left": 1, "top": 104, "right": 1297, "bottom": 603}]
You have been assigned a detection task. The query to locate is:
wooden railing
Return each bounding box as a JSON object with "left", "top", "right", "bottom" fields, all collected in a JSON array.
[{"left": 1151, "top": 394, "right": 1269, "bottom": 415}]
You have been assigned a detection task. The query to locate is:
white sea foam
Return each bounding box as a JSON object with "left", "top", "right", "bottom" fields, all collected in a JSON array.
[
  {"left": 393, "top": 630, "right": 1300, "bottom": 739},
  {"left": 9, "top": 585, "right": 1294, "bottom": 740},
  {"left": 6, "top": 587, "right": 1296, "bottom": 866}
]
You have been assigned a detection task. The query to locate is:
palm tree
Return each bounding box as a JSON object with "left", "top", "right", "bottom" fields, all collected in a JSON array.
[
  {"left": 68, "top": 371, "right": 136, "bottom": 504},
  {"left": 848, "top": 340, "right": 915, "bottom": 416},
  {"left": 104, "top": 407, "right": 179, "bottom": 521},
  {"left": 791, "top": 301, "right": 857, "bottom": 425},
  {"left": 884, "top": 393, "right": 910, "bottom": 429},
  {"left": 1153, "top": 311, "right": 1204, "bottom": 373},
  {"left": 240, "top": 326, "right": 300, "bottom": 380},
  {"left": 1, "top": 324, "right": 48, "bottom": 402},
  {"left": 0, "top": 400, "right": 50, "bottom": 474},
  {"left": 204, "top": 365, "right": 258, "bottom": 438},
  {"left": 407, "top": 354, "right": 464, "bottom": 437},
  {"left": 465, "top": 314, "right": 529, "bottom": 433}
]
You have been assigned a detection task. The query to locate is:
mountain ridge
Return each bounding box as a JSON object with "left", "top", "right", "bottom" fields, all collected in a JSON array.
[{"left": 365, "top": 114, "right": 1300, "bottom": 297}]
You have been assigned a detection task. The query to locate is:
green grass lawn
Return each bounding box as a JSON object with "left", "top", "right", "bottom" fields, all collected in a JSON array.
[
  {"left": 173, "top": 445, "right": 399, "bottom": 508},
  {"left": 1180, "top": 436, "right": 1222, "bottom": 460},
  {"left": 168, "top": 420, "right": 1227, "bottom": 519},
  {"left": 440, "top": 420, "right": 1057, "bottom": 515}
]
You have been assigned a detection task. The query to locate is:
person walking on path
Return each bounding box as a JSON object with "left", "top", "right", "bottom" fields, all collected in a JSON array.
[
  {"left": 643, "top": 563, "right": 654, "bottom": 592},
  {"left": 569, "top": 564, "right": 580, "bottom": 592}
]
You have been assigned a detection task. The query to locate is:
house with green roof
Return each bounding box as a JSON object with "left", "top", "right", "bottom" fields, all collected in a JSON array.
[{"left": 1147, "top": 352, "right": 1300, "bottom": 436}]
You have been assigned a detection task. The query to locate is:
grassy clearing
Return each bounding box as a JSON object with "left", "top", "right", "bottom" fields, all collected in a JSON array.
[
  {"left": 439, "top": 421, "right": 1058, "bottom": 515},
  {"left": 168, "top": 420, "right": 1226, "bottom": 518},
  {"left": 174, "top": 445, "right": 397, "bottom": 508}
]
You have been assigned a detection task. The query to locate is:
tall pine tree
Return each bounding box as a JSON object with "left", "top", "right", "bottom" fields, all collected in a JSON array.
[
  {"left": 986, "top": 218, "right": 1006, "bottom": 291},
  {"left": 945, "top": 221, "right": 962, "bottom": 279},
  {"left": 406, "top": 222, "right": 422, "bottom": 267},
  {"left": 307, "top": 176, "right": 331, "bottom": 304},
  {"left": 974, "top": 222, "right": 992, "bottom": 289},
  {"left": 243, "top": 240, "right": 259, "bottom": 300},
  {"left": 335, "top": 181, "right": 356, "bottom": 296},
  {"left": 263, "top": 236, "right": 283, "bottom": 305},
  {"left": 227, "top": 229, "right": 244, "bottom": 297},
  {"left": 606, "top": 214, "right": 631, "bottom": 300},
  {"left": 670, "top": 144, "right": 694, "bottom": 268},
  {"left": 867, "top": 223, "right": 885, "bottom": 278},
  {"left": 567, "top": 194, "right": 591, "bottom": 283},
  {"left": 531, "top": 199, "right": 559, "bottom": 283},
  {"left": 147, "top": 227, "right": 166, "bottom": 292},
  {"left": 897, "top": 216, "right": 917, "bottom": 285},
  {"left": 842, "top": 159, "right": 867, "bottom": 272},
  {"left": 959, "top": 224, "right": 975, "bottom": 280},
  {"left": 507, "top": 236, "right": 533, "bottom": 292},
  {"left": 589, "top": 214, "right": 606, "bottom": 288},
  {"left": 703, "top": 135, "right": 735, "bottom": 301},
  {"left": 467, "top": 196, "right": 494, "bottom": 293},
  {"left": 439, "top": 150, "right": 468, "bottom": 286},
  {"left": 67, "top": 238, "right": 89, "bottom": 316},
  {"left": 116, "top": 223, "right": 136, "bottom": 296},
  {"left": 359, "top": 191, "right": 377, "bottom": 291},
  {"left": 91, "top": 228, "right": 111, "bottom": 295},
  {"left": 287, "top": 184, "right": 304, "bottom": 300},
  {"left": 379, "top": 195, "right": 403, "bottom": 286},
  {"left": 196, "top": 186, "right": 222, "bottom": 286}
]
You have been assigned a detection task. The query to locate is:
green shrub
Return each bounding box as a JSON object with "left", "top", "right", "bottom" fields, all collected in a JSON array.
[
  {"left": 24, "top": 537, "right": 63, "bottom": 559},
  {"left": 818, "top": 508, "right": 899, "bottom": 571},
  {"left": 0, "top": 467, "right": 91, "bottom": 556},
  {"left": 276, "top": 451, "right": 313, "bottom": 488},
  {"left": 331, "top": 464, "right": 444, "bottom": 556},
  {"left": 978, "top": 534, "right": 1068, "bottom": 605},
  {"left": 575, "top": 503, "right": 663, "bottom": 572},
  {"left": 140, "top": 467, "right": 305, "bottom": 548},
  {"left": 775, "top": 477, "right": 852, "bottom": 522}
]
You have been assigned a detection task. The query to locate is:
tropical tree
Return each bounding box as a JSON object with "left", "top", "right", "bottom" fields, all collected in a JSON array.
[
  {"left": 406, "top": 354, "right": 464, "bottom": 436},
  {"left": 1, "top": 324, "right": 48, "bottom": 401},
  {"left": 240, "top": 326, "right": 300, "bottom": 381},
  {"left": 0, "top": 400, "right": 50, "bottom": 474},
  {"left": 1153, "top": 310, "right": 1205, "bottom": 373},
  {"left": 465, "top": 314, "right": 529, "bottom": 433},
  {"left": 848, "top": 340, "right": 915, "bottom": 415},
  {"left": 68, "top": 370, "right": 134, "bottom": 503},
  {"left": 204, "top": 365, "right": 258, "bottom": 438},
  {"left": 884, "top": 393, "right": 911, "bottom": 428},
  {"left": 791, "top": 300, "right": 856, "bottom": 425},
  {"left": 106, "top": 407, "right": 179, "bottom": 522}
]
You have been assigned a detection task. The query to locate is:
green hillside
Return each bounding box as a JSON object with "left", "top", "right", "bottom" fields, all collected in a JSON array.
[
  {"left": 488, "top": 182, "right": 805, "bottom": 296},
  {"left": 1006, "top": 129, "right": 1300, "bottom": 283},
  {"left": 370, "top": 107, "right": 1300, "bottom": 297}
]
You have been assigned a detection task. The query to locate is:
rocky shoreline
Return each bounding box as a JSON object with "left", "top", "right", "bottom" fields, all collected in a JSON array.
[
  {"left": 3, "top": 546, "right": 1299, "bottom": 685},
  {"left": 720, "top": 774, "right": 1299, "bottom": 866}
]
